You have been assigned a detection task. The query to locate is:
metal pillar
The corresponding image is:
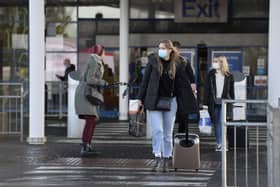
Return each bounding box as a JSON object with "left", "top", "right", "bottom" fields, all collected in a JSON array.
[
  {"left": 27, "top": 0, "right": 46, "bottom": 144},
  {"left": 119, "top": 0, "right": 129, "bottom": 120},
  {"left": 268, "top": 0, "right": 280, "bottom": 186}
]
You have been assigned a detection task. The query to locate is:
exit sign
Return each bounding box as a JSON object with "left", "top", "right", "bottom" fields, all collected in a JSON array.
[{"left": 175, "top": 0, "right": 228, "bottom": 23}]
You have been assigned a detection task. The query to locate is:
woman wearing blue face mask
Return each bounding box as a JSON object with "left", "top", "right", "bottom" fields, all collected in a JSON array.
[
  {"left": 203, "top": 56, "right": 235, "bottom": 151},
  {"left": 136, "top": 40, "right": 197, "bottom": 172}
]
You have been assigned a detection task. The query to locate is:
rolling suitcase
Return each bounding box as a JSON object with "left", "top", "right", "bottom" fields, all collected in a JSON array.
[
  {"left": 173, "top": 122, "right": 200, "bottom": 171},
  {"left": 173, "top": 133, "right": 200, "bottom": 171}
]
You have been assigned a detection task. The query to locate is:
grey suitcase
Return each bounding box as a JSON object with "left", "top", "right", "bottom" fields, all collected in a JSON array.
[{"left": 173, "top": 133, "right": 200, "bottom": 171}]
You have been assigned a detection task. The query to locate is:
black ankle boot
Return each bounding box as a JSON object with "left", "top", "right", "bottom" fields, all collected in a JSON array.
[
  {"left": 152, "top": 157, "right": 161, "bottom": 172},
  {"left": 87, "top": 144, "right": 100, "bottom": 155},
  {"left": 162, "top": 158, "right": 169, "bottom": 172},
  {"left": 80, "top": 142, "right": 88, "bottom": 157}
]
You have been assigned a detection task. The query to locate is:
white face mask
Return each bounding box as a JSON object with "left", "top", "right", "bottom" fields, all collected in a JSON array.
[{"left": 212, "top": 62, "right": 220, "bottom": 69}]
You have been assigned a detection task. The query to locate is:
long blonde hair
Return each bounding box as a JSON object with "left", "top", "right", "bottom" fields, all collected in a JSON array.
[
  {"left": 217, "top": 55, "right": 230, "bottom": 76},
  {"left": 157, "top": 40, "right": 179, "bottom": 79}
]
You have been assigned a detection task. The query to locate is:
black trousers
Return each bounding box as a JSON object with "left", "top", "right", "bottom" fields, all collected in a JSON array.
[{"left": 177, "top": 113, "right": 189, "bottom": 134}]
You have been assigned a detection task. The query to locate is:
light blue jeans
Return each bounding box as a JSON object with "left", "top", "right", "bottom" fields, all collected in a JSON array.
[{"left": 148, "top": 97, "right": 177, "bottom": 158}]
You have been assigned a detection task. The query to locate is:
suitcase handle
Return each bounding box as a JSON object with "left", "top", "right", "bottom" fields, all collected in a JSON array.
[
  {"left": 185, "top": 118, "right": 189, "bottom": 143},
  {"left": 180, "top": 139, "right": 194, "bottom": 147}
]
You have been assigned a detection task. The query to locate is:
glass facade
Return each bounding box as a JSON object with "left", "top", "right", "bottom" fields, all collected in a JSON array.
[
  {"left": 0, "top": 0, "right": 269, "bottom": 120},
  {"left": 79, "top": 6, "right": 120, "bottom": 18},
  {"left": 0, "top": 5, "right": 28, "bottom": 82},
  {"left": 46, "top": 6, "right": 78, "bottom": 82},
  {"left": 130, "top": 0, "right": 174, "bottom": 19}
]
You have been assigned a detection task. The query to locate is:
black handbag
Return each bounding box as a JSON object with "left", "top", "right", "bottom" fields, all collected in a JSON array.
[
  {"left": 85, "top": 84, "right": 103, "bottom": 105},
  {"left": 156, "top": 97, "right": 172, "bottom": 111},
  {"left": 156, "top": 79, "right": 175, "bottom": 111}
]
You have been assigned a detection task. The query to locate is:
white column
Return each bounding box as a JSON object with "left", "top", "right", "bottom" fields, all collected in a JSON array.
[
  {"left": 27, "top": 0, "right": 46, "bottom": 144},
  {"left": 268, "top": 0, "right": 280, "bottom": 108},
  {"left": 268, "top": 0, "right": 280, "bottom": 186},
  {"left": 119, "top": 0, "right": 129, "bottom": 120}
]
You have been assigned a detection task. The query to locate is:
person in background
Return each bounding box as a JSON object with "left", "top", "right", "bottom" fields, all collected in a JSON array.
[
  {"left": 56, "top": 58, "right": 75, "bottom": 81},
  {"left": 129, "top": 48, "right": 144, "bottom": 98},
  {"left": 75, "top": 44, "right": 108, "bottom": 156},
  {"left": 203, "top": 56, "right": 235, "bottom": 151},
  {"left": 172, "top": 41, "right": 197, "bottom": 134},
  {"left": 136, "top": 40, "right": 196, "bottom": 172}
]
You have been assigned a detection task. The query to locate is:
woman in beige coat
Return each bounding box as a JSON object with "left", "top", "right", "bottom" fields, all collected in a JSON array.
[{"left": 75, "top": 44, "right": 108, "bottom": 156}]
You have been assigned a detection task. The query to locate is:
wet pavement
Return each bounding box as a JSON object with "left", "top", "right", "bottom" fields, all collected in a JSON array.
[{"left": 0, "top": 122, "right": 268, "bottom": 187}]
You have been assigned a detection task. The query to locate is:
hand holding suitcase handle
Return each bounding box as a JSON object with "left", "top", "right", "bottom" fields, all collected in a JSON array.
[{"left": 105, "top": 82, "right": 128, "bottom": 88}]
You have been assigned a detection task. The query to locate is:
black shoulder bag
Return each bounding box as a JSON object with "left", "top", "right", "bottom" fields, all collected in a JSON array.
[
  {"left": 85, "top": 85, "right": 104, "bottom": 105},
  {"left": 156, "top": 79, "right": 175, "bottom": 111}
]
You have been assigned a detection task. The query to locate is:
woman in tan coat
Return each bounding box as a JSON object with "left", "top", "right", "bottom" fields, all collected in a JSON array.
[{"left": 75, "top": 44, "right": 108, "bottom": 156}]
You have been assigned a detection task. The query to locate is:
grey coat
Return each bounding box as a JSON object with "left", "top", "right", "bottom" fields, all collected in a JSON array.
[{"left": 75, "top": 54, "right": 106, "bottom": 119}]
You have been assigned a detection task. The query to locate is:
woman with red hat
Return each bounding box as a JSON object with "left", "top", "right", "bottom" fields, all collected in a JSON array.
[{"left": 75, "top": 44, "right": 108, "bottom": 156}]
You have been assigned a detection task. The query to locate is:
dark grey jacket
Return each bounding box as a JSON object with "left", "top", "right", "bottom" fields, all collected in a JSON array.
[
  {"left": 136, "top": 54, "right": 197, "bottom": 113},
  {"left": 135, "top": 54, "right": 160, "bottom": 110}
]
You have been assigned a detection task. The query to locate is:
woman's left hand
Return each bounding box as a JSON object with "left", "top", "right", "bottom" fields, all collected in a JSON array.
[{"left": 191, "top": 83, "right": 196, "bottom": 93}]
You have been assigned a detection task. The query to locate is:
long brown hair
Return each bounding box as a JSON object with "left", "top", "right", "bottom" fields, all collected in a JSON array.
[{"left": 157, "top": 40, "right": 179, "bottom": 79}]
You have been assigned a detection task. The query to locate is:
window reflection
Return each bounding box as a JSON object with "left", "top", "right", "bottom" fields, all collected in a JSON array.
[
  {"left": 46, "top": 6, "right": 77, "bottom": 22},
  {"left": 46, "top": 23, "right": 77, "bottom": 51},
  {"left": 0, "top": 6, "right": 28, "bottom": 82},
  {"left": 130, "top": 0, "right": 174, "bottom": 19},
  {"left": 79, "top": 6, "right": 120, "bottom": 18},
  {"left": 46, "top": 53, "right": 77, "bottom": 81}
]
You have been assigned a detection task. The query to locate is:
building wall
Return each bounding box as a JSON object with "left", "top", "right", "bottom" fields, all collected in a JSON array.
[{"left": 96, "top": 33, "right": 268, "bottom": 48}]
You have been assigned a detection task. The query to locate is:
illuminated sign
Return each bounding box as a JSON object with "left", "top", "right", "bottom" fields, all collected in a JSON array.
[{"left": 175, "top": 0, "right": 228, "bottom": 23}]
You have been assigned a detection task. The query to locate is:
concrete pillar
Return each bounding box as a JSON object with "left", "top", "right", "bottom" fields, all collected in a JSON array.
[
  {"left": 119, "top": 0, "right": 129, "bottom": 120},
  {"left": 27, "top": 0, "right": 46, "bottom": 144},
  {"left": 268, "top": 0, "right": 280, "bottom": 186}
]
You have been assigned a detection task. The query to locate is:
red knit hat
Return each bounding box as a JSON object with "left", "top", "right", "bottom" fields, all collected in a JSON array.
[{"left": 88, "top": 44, "right": 104, "bottom": 56}]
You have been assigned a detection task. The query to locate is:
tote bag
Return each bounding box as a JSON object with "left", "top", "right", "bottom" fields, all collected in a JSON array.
[{"left": 199, "top": 109, "right": 212, "bottom": 135}]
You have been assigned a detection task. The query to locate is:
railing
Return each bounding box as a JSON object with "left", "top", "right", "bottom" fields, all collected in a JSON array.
[
  {"left": 221, "top": 99, "right": 267, "bottom": 187},
  {"left": 0, "top": 82, "right": 24, "bottom": 142},
  {"left": 45, "top": 81, "right": 67, "bottom": 119}
]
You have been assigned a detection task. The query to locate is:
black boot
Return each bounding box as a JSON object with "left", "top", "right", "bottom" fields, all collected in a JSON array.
[
  {"left": 162, "top": 158, "right": 169, "bottom": 173},
  {"left": 87, "top": 144, "right": 100, "bottom": 155},
  {"left": 152, "top": 157, "right": 161, "bottom": 172},
  {"left": 80, "top": 142, "right": 88, "bottom": 157}
]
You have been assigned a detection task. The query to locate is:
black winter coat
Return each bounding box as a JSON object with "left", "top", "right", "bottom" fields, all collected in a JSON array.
[
  {"left": 204, "top": 69, "right": 235, "bottom": 122},
  {"left": 174, "top": 58, "right": 197, "bottom": 114},
  {"left": 184, "top": 57, "right": 195, "bottom": 84},
  {"left": 136, "top": 54, "right": 197, "bottom": 114}
]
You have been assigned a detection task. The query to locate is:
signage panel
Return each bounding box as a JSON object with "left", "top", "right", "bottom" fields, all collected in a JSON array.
[{"left": 175, "top": 0, "right": 228, "bottom": 23}]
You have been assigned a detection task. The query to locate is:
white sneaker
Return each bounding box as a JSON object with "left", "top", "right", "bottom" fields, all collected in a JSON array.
[
  {"left": 216, "top": 144, "right": 228, "bottom": 152},
  {"left": 215, "top": 144, "right": 222, "bottom": 151}
]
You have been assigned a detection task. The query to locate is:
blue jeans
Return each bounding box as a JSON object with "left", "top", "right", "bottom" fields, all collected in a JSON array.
[
  {"left": 214, "top": 105, "right": 222, "bottom": 145},
  {"left": 148, "top": 97, "right": 177, "bottom": 158}
]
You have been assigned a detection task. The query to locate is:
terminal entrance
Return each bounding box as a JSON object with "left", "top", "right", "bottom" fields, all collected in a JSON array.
[{"left": 0, "top": 1, "right": 271, "bottom": 187}]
